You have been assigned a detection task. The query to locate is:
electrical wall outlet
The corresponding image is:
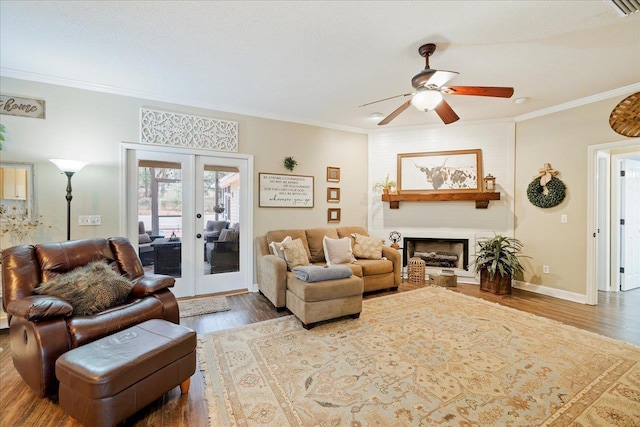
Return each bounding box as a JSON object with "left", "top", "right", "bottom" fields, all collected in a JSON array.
[
  {"left": 78, "top": 215, "right": 102, "bottom": 226},
  {"left": 543, "top": 265, "right": 550, "bottom": 274},
  {"left": 561, "top": 214, "right": 568, "bottom": 223}
]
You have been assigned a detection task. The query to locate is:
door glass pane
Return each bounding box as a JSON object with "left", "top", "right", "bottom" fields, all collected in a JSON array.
[
  {"left": 203, "top": 166, "right": 240, "bottom": 275},
  {"left": 138, "top": 162, "right": 183, "bottom": 278}
]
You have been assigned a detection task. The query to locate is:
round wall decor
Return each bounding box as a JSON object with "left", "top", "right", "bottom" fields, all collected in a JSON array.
[
  {"left": 527, "top": 176, "right": 566, "bottom": 208},
  {"left": 528, "top": 163, "right": 566, "bottom": 208},
  {"left": 609, "top": 92, "right": 640, "bottom": 138}
]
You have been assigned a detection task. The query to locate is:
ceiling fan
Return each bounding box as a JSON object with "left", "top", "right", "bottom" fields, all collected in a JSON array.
[{"left": 360, "top": 43, "right": 514, "bottom": 125}]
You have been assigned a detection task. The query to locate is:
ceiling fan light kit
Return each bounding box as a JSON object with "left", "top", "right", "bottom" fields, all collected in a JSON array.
[
  {"left": 411, "top": 89, "right": 443, "bottom": 111},
  {"left": 361, "top": 43, "right": 514, "bottom": 126}
]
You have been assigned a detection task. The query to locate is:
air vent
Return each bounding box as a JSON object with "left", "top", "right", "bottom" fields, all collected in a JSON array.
[{"left": 607, "top": 0, "right": 640, "bottom": 16}]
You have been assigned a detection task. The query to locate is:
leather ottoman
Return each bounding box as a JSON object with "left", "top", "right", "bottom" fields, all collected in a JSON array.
[{"left": 55, "top": 319, "right": 196, "bottom": 427}]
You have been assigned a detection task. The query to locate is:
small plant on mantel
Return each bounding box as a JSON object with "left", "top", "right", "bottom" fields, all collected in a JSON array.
[
  {"left": 472, "top": 234, "right": 528, "bottom": 295},
  {"left": 372, "top": 173, "right": 397, "bottom": 195}
]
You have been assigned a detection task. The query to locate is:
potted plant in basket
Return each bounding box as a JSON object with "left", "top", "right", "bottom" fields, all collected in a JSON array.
[
  {"left": 372, "top": 173, "right": 397, "bottom": 195},
  {"left": 472, "top": 235, "right": 528, "bottom": 295}
]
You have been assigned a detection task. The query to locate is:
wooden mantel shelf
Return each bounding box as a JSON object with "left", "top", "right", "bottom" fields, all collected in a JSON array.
[{"left": 381, "top": 192, "right": 501, "bottom": 209}]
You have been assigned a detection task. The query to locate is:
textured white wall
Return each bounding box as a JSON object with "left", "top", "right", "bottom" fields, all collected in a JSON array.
[{"left": 368, "top": 120, "right": 516, "bottom": 280}]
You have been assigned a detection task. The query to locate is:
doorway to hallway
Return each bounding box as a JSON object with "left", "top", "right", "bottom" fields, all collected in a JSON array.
[{"left": 589, "top": 140, "right": 640, "bottom": 304}]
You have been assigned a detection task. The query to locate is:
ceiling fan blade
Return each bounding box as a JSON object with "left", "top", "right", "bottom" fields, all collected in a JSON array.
[
  {"left": 434, "top": 99, "right": 460, "bottom": 125},
  {"left": 443, "top": 86, "right": 514, "bottom": 98},
  {"left": 359, "top": 92, "right": 412, "bottom": 108},
  {"left": 427, "top": 70, "right": 459, "bottom": 88},
  {"left": 378, "top": 100, "right": 412, "bottom": 126},
  {"left": 412, "top": 69, "right": 459, "bottom": 89}
]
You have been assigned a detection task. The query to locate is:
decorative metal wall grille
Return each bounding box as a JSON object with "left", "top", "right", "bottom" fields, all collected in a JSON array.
[{"left": 140, "top": 109, "right": 238, "bottom": 152}]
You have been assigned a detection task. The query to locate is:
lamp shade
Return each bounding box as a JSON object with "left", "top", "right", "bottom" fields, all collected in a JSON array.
[
  {"left": 411, "top": 89, "right": 443, "bottom": 111},
  {"left": 50, "top": 159, "right": 88, "bottom": 173}
]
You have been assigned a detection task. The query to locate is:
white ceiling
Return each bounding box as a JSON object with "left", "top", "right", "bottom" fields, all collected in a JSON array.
[{"left": 1, "top": 1, "right": 639, "bottom": 132}]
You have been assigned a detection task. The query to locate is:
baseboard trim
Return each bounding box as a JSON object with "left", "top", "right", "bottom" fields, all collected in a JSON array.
[{"left": 513, "top": 280, "right": 588, "bottom": 304}]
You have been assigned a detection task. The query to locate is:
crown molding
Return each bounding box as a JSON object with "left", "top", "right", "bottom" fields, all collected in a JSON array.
[
  {"left": 0, "top": 68, "right": 367, "bottom": 134},
  {"left": 515, "top": 82, "right": 640, "bottom": 122},
  {"left": 3, "top": 68, "right": 637, "bottom": 134},
  {"left": 366, "top": 117, "right": 515, "bottom": 134}
]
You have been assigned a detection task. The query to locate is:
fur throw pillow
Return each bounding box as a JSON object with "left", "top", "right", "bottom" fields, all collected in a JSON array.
[{"left": 35, "top": 261, "right": 134, "bottom": 316}]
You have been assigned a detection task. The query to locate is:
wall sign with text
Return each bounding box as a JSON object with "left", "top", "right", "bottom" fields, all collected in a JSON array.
[
  {"left": 259, "top": 173, "right": 314, "bottom": 208},
  {"left": 0, "top": 94, "right": 46, "bottom": 119}
]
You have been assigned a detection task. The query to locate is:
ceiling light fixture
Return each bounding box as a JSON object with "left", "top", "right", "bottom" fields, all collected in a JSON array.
[
  {"left": 514, "top": 97, "right": 528, "bottom": 104},
  {"left": 369, "top": 112, "right": 384, "bottom": 120},
  {"left": 411, "top": 89, "right": 443, "bottom": 111}
]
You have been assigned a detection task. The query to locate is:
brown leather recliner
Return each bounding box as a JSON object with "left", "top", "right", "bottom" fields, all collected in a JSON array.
[{"left": 1, "top": 237, "right": 179, "bottom": 397}]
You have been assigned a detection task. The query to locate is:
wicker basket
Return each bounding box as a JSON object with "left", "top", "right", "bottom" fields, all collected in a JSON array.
[{"left": 407, "top": 257, "right": 426, "bottom": 285}]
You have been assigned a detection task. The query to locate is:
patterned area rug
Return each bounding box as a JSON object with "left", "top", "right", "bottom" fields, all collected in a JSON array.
[
  {"left": 178, "top": 296, "right": 230, "bottom": 318},
  {"left": 198, "top": 287, "right": 640, "bottom": 426}
]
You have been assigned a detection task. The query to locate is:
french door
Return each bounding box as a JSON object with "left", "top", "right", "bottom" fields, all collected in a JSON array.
[{"left": 124, "top": 144, "right": 252, "bottom": 298}]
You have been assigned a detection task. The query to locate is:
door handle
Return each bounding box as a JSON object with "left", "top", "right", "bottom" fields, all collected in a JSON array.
[{"left": 196, "top": 233, "right": 202, "bottom": 239}]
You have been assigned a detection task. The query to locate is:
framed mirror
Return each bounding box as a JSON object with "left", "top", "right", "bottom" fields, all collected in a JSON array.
[{"left": 0, "top": 162, "right": 37, "bottom": 223}]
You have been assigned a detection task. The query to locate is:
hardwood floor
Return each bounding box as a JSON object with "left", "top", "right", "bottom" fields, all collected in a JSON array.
[{"left": 0, "top": 283, "right": 638, "bottom": 426}]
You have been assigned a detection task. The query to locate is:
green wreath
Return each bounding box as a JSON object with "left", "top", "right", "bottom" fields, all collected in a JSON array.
[{"left": 527, "top": 176, "right": 566, "bottom": 208}]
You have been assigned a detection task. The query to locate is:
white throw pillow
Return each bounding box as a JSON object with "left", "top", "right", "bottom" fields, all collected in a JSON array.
[
  {"left": 322, "top": 236, "right": 355, "bottom": 265},
  {"left": 269, "top": 236, "right": 292, "bottom": 260}
]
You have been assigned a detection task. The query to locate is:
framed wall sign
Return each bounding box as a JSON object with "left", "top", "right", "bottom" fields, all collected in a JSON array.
[
  {"left": 328, "top": 208, "right": 341, "bottom": 223},
  {"left": 259, "top": 173, "right": 314, "bottom": 207},
  {"left": 398, "top": 149, "right": 483, "bottom": 194},
  {"left": 327, "top": 166, "right": 340, "bottom": 182},
  {"left": 0, "top": 94, "right": 46, "bottom": 119},
  {"left": 327, "top": 187, "right": 340, "bottom": 202}
]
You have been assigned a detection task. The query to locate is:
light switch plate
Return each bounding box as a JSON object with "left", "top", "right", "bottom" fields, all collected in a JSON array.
[{"left": 79, "top": 215, "right": 102, "bottom": 226}]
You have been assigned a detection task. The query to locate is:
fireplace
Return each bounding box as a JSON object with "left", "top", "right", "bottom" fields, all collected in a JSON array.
[{"left": 403, "top": 237, "right": 469, "bottom": 271}]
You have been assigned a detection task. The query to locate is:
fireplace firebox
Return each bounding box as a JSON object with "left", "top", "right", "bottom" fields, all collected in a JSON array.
[{"left": 403, "top": 237, "right": 469, "bottom": 271}]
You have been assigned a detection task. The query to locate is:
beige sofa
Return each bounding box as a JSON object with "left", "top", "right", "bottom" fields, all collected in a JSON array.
[{"left": 255, "top": 226, "right": 401, "bottom": 311}]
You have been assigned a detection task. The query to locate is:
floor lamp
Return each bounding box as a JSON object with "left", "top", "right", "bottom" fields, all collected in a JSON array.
[{"left": 50, "top": 159, "right": 88, "bottom": 241}]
